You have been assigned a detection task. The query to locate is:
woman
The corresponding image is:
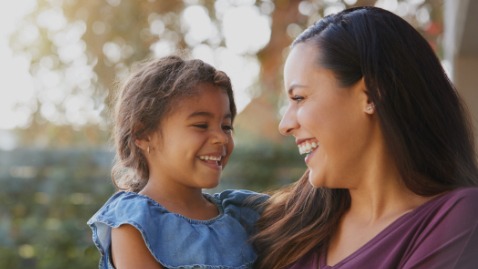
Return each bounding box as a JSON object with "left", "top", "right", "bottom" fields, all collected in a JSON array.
[{"left": 253, "top": 6, "right": 478, "bottom": 269}]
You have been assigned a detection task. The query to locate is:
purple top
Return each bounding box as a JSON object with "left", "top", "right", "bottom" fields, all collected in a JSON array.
[{"left": 287, "top": 187, "right": 478, "bottom": 269}]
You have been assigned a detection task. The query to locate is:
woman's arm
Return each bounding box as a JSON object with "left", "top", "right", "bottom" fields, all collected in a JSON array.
[{"left": 111, "top": 224, "right": 164, "bottom": 269}]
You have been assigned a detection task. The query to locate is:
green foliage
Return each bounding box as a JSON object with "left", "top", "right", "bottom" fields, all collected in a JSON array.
[
  {"left": 0, "top": 148, "right": 115, "bottom": 269},
  {"left": 220, "top": 139, "right": 305, "bottom": 192},
  {"left": 0, "top": 145, "right": 305, "bottom": 268}
]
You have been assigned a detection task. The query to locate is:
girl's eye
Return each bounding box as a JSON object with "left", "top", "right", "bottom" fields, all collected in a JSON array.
[
  {"left": 291, "top": 95, "right": 304, "bottom": 103},
  {"left": 222, "top": 125, "right": 234, "bottom": 133},
  {"left": 194, "top": 124, "right": 208, "bottom": 129}
]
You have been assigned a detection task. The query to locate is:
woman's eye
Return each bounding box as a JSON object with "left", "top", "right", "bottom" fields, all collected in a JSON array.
[{"left": 291, "top": 95, "right": 304, "bottom": 103}]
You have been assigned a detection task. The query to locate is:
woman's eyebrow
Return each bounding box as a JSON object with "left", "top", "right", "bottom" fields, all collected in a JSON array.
[{"left": 288, "top": 83, "right": 307, "bottom": 95}]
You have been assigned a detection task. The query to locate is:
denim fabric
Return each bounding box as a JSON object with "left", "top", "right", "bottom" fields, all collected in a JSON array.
[{"left": 87, "top": 189, "right": 268, "bottom": 269}]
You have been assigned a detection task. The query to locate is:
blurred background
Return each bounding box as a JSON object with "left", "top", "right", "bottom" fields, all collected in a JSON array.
[{"left": 0, "top": 0, "right": 476, "bottom": 268}]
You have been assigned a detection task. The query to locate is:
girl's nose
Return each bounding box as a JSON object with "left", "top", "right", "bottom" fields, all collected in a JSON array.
[
  {"left": 212, "top": 129, "right": 229, "bottom": 144},
  {"left": 278, "top": 106, "right": 298, "bottom": 136}
]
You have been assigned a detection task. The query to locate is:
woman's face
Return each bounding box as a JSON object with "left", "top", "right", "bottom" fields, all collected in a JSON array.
[{"left": 279, "top": 42, "right": 375, "bottom": 188}]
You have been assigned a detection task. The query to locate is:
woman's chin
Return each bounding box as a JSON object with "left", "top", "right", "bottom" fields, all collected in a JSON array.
[{"left": 307, "top": 171, "right": 325, "bottom": 188}]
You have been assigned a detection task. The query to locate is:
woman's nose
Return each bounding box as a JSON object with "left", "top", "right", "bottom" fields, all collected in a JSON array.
[{"left": 278, "top": 107, "right": 298, "bottom": 136}]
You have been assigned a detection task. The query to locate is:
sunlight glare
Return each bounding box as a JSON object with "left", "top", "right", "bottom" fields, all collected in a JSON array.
[
  {"left": 222, "top": 6, "right": 271, "bottom": 54},
  {"left": 375, "top": 0, "right": 399, "bottom": 12},
  {"left": 0, "top": 0, "right": 37, "bottom": 130},
  {"left": 182, "top": 5, "right": 216, "bottom": 46}
]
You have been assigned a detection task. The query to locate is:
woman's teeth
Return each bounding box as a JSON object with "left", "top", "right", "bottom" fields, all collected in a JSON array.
[{"left": 298, "top": 141, "right": 319, "bottom": 155}]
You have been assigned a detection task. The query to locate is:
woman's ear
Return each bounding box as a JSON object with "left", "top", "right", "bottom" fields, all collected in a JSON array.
[{"left": 357, "top": 78, "right": 375, "bottom": 115}]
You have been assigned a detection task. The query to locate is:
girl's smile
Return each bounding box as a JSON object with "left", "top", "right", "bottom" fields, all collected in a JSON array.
[{"left": 198, "top": 152, "right": 226, "bottom": 170}]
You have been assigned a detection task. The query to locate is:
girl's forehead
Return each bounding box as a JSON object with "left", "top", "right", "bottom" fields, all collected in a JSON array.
[{"left": 170, "top": 87, "right": 230, "bottom": 112}]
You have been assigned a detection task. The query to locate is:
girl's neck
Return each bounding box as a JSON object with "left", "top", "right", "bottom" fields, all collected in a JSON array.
[{"left": 139, "top": 182, "right": 219, "bottom": 220}]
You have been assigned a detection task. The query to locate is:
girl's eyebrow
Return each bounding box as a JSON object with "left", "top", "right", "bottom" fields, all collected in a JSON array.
[{"left": 187, "top": 111, "right": 232, "bottom": 119}]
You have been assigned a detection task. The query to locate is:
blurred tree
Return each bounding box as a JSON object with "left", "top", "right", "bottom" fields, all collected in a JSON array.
[
  {"left": 11, "top": 0, "right": 189, "bottom": 147},
  {"left": 236, "top": 0, "right": 443, "bottom": 143},
  {"left": 10, "top": 0, "right": 443, "bottom": 147}
]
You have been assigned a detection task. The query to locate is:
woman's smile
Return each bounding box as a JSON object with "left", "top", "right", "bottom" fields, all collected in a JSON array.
[{"left": 297, "top": 139, "right": 319, "bottom": 164}]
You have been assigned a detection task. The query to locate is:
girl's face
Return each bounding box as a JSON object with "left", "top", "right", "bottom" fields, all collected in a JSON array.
[
  {"left": 143, "top": 83, "right": 234, "bottom": 190},
  {"left": 279, "top": 42, "right": 375, "bottom": 188}
]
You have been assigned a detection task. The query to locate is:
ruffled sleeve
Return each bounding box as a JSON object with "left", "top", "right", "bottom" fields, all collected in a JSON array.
[
  {"left": 87, "top": 190, "right": 269, "bottom": 269},
  {"left": 87, "top": 191, "right": 170, "bottom": 269}
]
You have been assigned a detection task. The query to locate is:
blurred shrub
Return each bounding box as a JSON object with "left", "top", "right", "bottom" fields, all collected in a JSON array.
[
  {"left": 0, "top": 148, "right": 115, "bottom": 268},
  {"left": 0, "top": 144, "right": 304, "bottom": 268},
  {"left": 220, "top": 139, "right": 305, "bottom": 192}
]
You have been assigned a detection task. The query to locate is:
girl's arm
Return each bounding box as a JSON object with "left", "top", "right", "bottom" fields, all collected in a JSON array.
[{"left": 111, "top": 224, "right": 164, "bottom": 269}]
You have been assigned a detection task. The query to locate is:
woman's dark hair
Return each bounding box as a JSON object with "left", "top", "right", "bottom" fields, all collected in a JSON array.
[
  {"left": 111, "top": 55, "right": 236, "bottom": 192},
  {"left": 253, "top": 6, "right": 478, "bottom": 269}
]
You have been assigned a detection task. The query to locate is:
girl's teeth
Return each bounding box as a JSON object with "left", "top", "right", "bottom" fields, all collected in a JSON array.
[{"left": 199, "top": 156, "right": 221, "bottom": 161}]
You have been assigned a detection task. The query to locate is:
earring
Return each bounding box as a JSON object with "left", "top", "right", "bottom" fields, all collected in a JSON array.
[
  {"left": 366, "top": 104, "right": 375, "bottom": 113},
  {"left": 147, "top": 146, "right": 150, "bottom": 154}
]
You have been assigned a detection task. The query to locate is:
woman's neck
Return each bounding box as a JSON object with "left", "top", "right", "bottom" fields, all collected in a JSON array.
[
  {"left": 326, "top": 172, "right": 432, "bottom": 266},
  {"left": 347, "top": 182, "right": 427, "bottom": 224},
  {"left": 346, "top": 132, "right": 430, "bottom": 223}
]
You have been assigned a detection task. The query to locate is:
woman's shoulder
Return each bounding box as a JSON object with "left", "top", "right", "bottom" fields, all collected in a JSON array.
[
  {"left": 434, "top": 187, "right": 478, "bottom": 212},
  {"left": 391, "top": 187, "right": 478, "bottom": 243},
  {"left": 397, "top": 189, "right": 478, "bottom": 268},
  {"left": 411, "top": 187, "right": 478, "bottom": 233},
  {"left": 447, "top": 186, "right": 478, "bottom": 198}
]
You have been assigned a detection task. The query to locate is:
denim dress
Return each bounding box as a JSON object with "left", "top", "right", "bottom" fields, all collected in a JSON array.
[{"left": 87, "top": 189, "right": 268, "bottom": 269}]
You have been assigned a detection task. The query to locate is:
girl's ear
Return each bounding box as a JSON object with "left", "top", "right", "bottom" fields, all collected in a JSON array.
[
  {"left": 135, "top": 133, "right": 151, "bottom": 152},
  {"left": 133, "top": 123, "right": 150, "bottom": 151}
]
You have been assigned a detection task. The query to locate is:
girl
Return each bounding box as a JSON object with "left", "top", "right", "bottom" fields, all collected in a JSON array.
[
  {"left": 253, "top": 6, "right": 478, "bottom": 269},
  {"left": 88, "top": 56, "right": 266, "bottom": 269}
]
